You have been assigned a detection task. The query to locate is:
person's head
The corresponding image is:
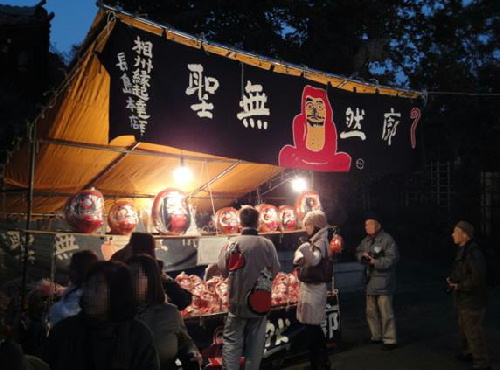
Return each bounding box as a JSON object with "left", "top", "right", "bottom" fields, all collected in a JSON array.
[
  {"left": 452, "top": 221, "right": 473, "bottom": 247},
  {"left": 239, "top": 206, "right": 259, "bottom": 228},
  {"left": 126, "top": 254, "right": 165, "bottom": 304},
  {"left": 129, "top": 232, "right": 156, "bottom": 258},
  {"left": 364, "top": 211, "right": 382, "bottom": 236},
  {"left": 68, "top": 250, "right": 98, "bottom": 287},
  {"left": 82, "top": 261, "right": 136, "bottom": 322},
  {"left": 303, "top": 210, "right": 327, "bottom": 236}
]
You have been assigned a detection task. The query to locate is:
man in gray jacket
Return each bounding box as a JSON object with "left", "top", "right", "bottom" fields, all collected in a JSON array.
[
  {"left": 217, "top": 206, "right": 280, "bottom": 370},
  {"left": 355, "top": 212, "right": 399, "bottom": 351}
]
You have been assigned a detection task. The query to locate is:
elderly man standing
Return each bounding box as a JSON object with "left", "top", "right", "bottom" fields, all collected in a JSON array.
[
  {"left": 355, "top": 212, "right": 399, "bottom": 351},
  {"left": 448, "top": 221, "right": 490, "bottom": 370}
]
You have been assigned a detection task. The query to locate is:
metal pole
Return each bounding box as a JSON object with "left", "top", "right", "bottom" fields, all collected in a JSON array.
[{"left": 20, "top": 123, "right": 37, "bottom": 311}]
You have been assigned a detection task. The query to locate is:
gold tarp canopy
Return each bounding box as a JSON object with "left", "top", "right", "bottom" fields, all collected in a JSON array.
[{"left": 1, "top": 7, "right": 421, "bottom": 218}]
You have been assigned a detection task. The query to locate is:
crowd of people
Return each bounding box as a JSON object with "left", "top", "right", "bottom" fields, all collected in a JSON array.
[{"left": 0, "top": 207, "right": 492, "bottom": 370}]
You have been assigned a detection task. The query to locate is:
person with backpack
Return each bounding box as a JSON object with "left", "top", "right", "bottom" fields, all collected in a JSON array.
[
  {"left": 293, "top": 210, "right": 333, "bottom": 370},
  {"left": 355, "top": 212, "right": 399, "bottom": 351},
  {"left": 217, "top": 206, "right": 280, "bottom": 370},
  {"left": 448, "top": 221, "right": 491, "bottom": 370}
]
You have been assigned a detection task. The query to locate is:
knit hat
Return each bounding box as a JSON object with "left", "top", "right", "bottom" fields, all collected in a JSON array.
[
  {"left": 303, "top": 210, "right": 327, "bottom": 228},
  {"left": 365, "top": 210, "right": 382, "bottom": 225},
  {"left": 456, "top": 221, "right": 474, "bottom": 238}
]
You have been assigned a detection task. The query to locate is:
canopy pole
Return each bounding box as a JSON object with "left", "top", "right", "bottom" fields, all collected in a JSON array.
[
  {"left": 20, "top": 123, "right": 37, "bottom": 311},
  {"left": 82, "top": 141, "right": 139, "bottom": 190},
  {"left": 189, "top": 162, "right": 240, "bottom": 198}
]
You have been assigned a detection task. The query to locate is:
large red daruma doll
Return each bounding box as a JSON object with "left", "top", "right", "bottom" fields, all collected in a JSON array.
[
  {"left": 152, "top": 189, "right": 191, "bottom": 234},
  {"left": 255, "top": 204, "right": 280, "bottom": 233},
  {"left": 64, "top": 188, "right": 104, "bottom": 233},
  {"left": 214, "top": 207, "right": 240, "bottom": 234},
  {"left": 278, "top": 205, "right": 298, "bottom": 232},
  {"left": 108, "top": 200, "right": 139, "bottom": 235},
  {"left": 295, "top": 191, "right": 322, "bottom": 222}
]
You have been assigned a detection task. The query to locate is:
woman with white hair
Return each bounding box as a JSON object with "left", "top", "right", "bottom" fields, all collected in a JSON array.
[{"left": 293, "top": 210, "right": 332, "bottom": 370}]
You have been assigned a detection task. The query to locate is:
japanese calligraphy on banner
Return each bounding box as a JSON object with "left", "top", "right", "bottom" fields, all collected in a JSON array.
[{"left": 100, "top": 22, "right": 423, "bottom": 173}]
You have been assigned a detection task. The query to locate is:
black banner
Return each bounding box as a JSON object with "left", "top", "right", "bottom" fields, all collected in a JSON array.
[{"left": 100, "top": 22, "right": 423, "bottom": 173}]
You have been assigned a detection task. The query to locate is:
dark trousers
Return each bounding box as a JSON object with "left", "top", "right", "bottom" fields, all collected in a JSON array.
[
  {"left": 458, "top": 307, "right": 490, "bottom": 368},
  {"left": 305, "top": 324, "right": 329, "bottom": 370}
]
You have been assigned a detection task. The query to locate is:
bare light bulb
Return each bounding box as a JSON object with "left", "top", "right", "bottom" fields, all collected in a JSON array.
[
  {"left": 174, "top": 165, "right": 193, "bottom": 186},
  {"left": 291, "top": 177, "right": 307, "bottom": 192}
]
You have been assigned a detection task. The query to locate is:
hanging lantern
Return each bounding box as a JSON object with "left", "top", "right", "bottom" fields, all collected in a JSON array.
[
  {"left": 64, "top": 187, "right": 104, "bottom": 233},
  {"left": 295, "top": 191, "right": 322, "bottom": 221},
  {"left": 152, "top": 188, "right": 191, "bottom": 234},
  {"left": 108, "top": 200, "right": 139, "bottom": 235},
  {"left": 256, "top": 204, "right": 280, "bottom": 233},
  {"left": 214, "top": 207, "right": 240, "bottom": 234},
  {"left": 278, "top": 205, "right": 298, "bottom": 232}
]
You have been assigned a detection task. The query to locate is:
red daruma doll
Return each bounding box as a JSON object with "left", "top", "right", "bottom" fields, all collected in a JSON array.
[
  {"left": 108, "top": 200, "right": 139, "bottom": 235},
  {"left": 255, "top": 204, "right": 280, "bottom": 233},
  {"left": 152, "top": 189, "right": 191, "bottom": 234},
  {"left": 295, "top": 191, "right": 322, "bottom": 223},
  {"left": 278, "top": 205, "right": 298, "bottom": 232},
  {"left": 214, "top": 207, "right": 240, "bottom": 234},
  {"left": 64, "top": 187, "right": 104, "bottom": 233}
]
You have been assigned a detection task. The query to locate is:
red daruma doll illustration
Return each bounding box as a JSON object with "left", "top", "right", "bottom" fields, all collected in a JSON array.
[
  {"left": 278, "top": 205, "right": 298, "bottom": 232},
  {"left": 152, "top": 189, "right": 191, "bottom": 234},
  {"left": 256, "top": 204, "right": 280, "bottom": 233},
  {"left": 64, "top": 187, "right": 104, "bottom": 233},
  {"left": 214, "top": 207, "right": 240, "bottom": 234},
  {"left": 108, "top": 200, "right": 139, "bottom": 235}
]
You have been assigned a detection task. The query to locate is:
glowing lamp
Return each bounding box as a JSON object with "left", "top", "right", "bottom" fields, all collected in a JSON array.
[{"left": 291, "top": 177, "right": 307, "bottom": 192}]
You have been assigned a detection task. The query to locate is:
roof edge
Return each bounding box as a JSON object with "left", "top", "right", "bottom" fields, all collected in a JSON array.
[{"left": 102, "top": 4, "right": 423, "bottom": 100}]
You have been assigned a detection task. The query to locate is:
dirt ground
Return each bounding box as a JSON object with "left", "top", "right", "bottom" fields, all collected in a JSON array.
[{"left": 281, "top": 260, "right": 500, "bottom": 370}]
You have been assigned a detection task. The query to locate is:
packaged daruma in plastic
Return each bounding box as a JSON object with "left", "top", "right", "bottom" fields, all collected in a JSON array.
[
  {"left": 330, "top": 233, "right": 344, "bottom": 255},
  {"left": 295, "top": 191, "right": 322, "bottom": 222},
  {"left": 214, "top": 207, "right": 240, "bottom": 234},
  {"left": 278, "top": 205, "right": 298, "bottom": 232},
  {"left": 152, "top": 189, "right": 191, "bottom": 234},
  {"left": 108, "top": 200, "right": 139, "bottom": 235},
  {"left": 255, "top": 204, "right": 280, "bottom": 233},
  {"left": 64, "top": 187, "right": 104, "bottom": 233}
]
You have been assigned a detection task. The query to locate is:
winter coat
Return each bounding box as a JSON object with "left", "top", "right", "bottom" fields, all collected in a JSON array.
[
  {"left": 450, "top": 240, "right": 488, "bottom": 310},
  {"left": 356, "top": 230, "right": 399, "bottom": 295},
  {"left": 136, "top": 302, "right": 198, "bottom": 370},
  {"left": 217, "top": 227, "right": 280, "bottom": 318},
  {"left": 43, "top": 312, "right": 159, "bottom": 370},
  {"left": 293, "top": 226, "right": 330, "bottom": 325}
]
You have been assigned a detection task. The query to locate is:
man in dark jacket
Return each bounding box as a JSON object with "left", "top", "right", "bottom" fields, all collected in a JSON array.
[
  {"left": 448, "top": 221, "right": 491, "bottom": 370},
  {"left": 355, "top": 213, "right": 399, "bottom": 351}
]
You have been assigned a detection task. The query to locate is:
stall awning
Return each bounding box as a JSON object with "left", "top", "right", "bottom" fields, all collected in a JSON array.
[{"left": 1, "top": 7, "right": 423, "bottom": 216}]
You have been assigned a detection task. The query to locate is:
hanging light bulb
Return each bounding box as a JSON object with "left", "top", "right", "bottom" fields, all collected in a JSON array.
[
  {"left": 174, "top": 156, "right": 193, "bottom": 186},
  {"left": 291, "top": 177, "right": 307, "bottom": 192}
]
